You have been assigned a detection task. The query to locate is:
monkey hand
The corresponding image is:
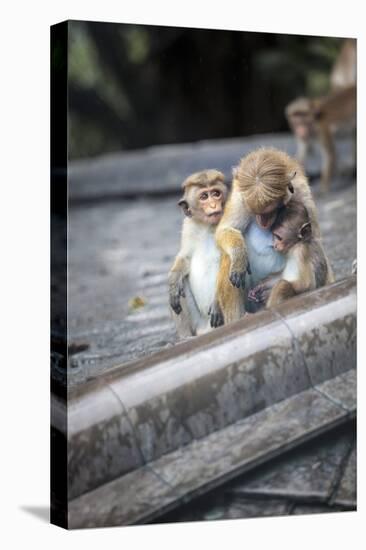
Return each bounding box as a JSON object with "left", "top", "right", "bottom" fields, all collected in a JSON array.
[
  {"left": 208, "top": 300, "right": 224, "bottom": 328},
  {"left": 168, "top": 275, "right": 186, "bottom": 315},
  {"left": 229, "top": 261, "right": 251, "bottom": 289},
  {"left": 248, "top": 283, "right": 269, "bottom": 304}
]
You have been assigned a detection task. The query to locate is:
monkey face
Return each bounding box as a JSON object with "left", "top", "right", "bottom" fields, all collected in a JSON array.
[
  {"left": 197, "top": 186, "right": 225, "bottom": 225},
  {"left": 254, "top": 201, "right": 282, "bottom": 230},
  {"left": 288, "top": 111, "right": 315, "bottom": 141},
  {"left": 178, "top": 183, "right": 227, "bottom": 226},
  {"left": 286, "top": 98, "right": 315, "bottom": 142},
  {"left": 272, "top": 228, "right": 294, "bottom": 253}
]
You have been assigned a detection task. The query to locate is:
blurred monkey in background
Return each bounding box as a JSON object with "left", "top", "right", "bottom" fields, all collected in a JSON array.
[{"left": 286, "top": 39, "right": 356, "bottom": 191}]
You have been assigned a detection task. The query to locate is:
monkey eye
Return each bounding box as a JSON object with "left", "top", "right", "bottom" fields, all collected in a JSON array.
[
  {"left": 273, "top": 233, "right": 282, "bottom": 241},
  {"left": 211, "top": 190, "right": 221, "bottom": 198},
  {"left": 199, "top": 192, "right": 208, "bottom": 201}
]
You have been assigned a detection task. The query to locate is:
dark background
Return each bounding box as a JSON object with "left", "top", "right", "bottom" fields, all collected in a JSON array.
[{"left": 68, "top": 21, "right": 344, "bottom": 159}]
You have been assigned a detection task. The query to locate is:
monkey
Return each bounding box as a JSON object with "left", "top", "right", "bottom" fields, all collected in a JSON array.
[
  {"left": 168, "top": 169, "right": 229, "bottom": 338},
  {"left": 285, "top": 85, "right": 356, "bottom": 191},
  {"left": 210, "top": 147, "right": 320, "bottom": 326},
  {"left": 247, "top": 198, "right": 334, "bottom": 308},
  {"left": 330, "top": 39, "right": 356, "bottom": 92}
]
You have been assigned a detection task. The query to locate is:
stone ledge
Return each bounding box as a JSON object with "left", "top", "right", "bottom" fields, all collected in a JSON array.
[
  {"left": 68, "top": 134, "right": 353, "bottom": 202},
  {"left": 62, "top": 277, "right": 356, "bottom": 500},
  {"left": 68, "top": 371, "right": 355, "bottom": 528}
]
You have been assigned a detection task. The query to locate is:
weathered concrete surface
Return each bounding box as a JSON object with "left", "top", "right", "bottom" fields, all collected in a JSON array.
[
  {"left": 226, "top": 426, "right": 354, "bottom": 502},
  {"left": 159, "top": 421, "right": 355, "bottom": 524},
  {"left": 66, "top": 278, "right": 355, "bottom": 500},
  {"left": 68, "top": 373, "right": 355, "bottom": 528},
  {"left": 332, "top": 444, "right": 357, "bottom": 509}
]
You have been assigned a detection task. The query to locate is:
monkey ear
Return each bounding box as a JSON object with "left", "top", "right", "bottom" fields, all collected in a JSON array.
[
  {"left": 178, "top": 199, "right": 192, "bottom": 217},
  {"left": 298, "top": 222, "right": 312, "bottom": 240}
]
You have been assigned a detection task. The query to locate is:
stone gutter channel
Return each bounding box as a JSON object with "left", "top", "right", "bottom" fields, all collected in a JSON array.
[{"left": 53, "top": 276, "right": 356, "bottom": 528}]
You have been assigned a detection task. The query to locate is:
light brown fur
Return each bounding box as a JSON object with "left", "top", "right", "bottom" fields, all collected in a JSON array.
[{"left": 212, "top": 148, "right": 320, "bottom": 326}]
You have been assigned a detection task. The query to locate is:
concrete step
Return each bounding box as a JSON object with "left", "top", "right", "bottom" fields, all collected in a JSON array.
[{"left": 68, "top": 369, "right": 355, "bottom": 528}]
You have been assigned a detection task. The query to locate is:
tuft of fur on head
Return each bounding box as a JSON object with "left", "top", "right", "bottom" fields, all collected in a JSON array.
[
  {"left": 234, "top": 148, "right": 301, "bottom": 213},
  {"left": 182, "top": 169, "right": 225, "bottom": 190}
]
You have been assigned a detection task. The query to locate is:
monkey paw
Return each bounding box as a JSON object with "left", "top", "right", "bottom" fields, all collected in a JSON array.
[
  {"left": 248, "top": 286, "right": 262, "bottom": 303},
  {"left": 170, "top": 296, "right": 182, "bottom": 315},
  {"left": 168, "top": 276, "right": 186, "bottom": 315},
  {"left": 208, "top": 301, "right": 224, "bottom": 328},
  {"left": 229, "top": 270, "right": 247, "bottom": 289}
]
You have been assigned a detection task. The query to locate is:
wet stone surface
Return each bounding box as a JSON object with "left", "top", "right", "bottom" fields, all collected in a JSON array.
[{"left": 64, "top": 135, "right": 356, "bottom": 388}]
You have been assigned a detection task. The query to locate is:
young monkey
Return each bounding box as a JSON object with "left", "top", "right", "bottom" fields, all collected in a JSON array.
[
  {"left": 168, "top": 170, "right": 229, "bottom": 337},
  {"left": 248, "top": 199, "right": 334, "bottom": 308}
]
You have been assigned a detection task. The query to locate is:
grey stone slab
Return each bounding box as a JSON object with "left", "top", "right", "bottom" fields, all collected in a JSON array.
[
  {"left": 273, "top": 278, "right": 356, "bottom": 386},
  {"left": 332, "top": 446, "right": 357, "bottom": 508},
  {"left": 68, "top": 133, "right": 353, "bottom": 201},
  {"left": 150, "top": 384, "right": 350, "bottom": 506},
  {"left": 159, "top": 496, "right": 290, "bottom": 524},
  {"left": 67, "top": 384, "right": 144, "bottom": 500},
  {"left": 67, "top": 382, "right": 350, "bottom": 528},
  {"left": 108, "top": 310, "right": 310, "bottom": 465},
  {"left": 69, "top": 134, "right": 297, "bottom": 201},
  {"left": 226, "top": 426, "right": 353, "bottom": 502},
  {"left": 315, "top": 369, "right": 356, "bottom": 412},
  {"left": 68, "top": 465, "right": 178, "bottom": 529}
]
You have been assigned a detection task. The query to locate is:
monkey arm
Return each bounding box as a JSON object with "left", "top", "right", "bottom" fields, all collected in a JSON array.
[
  {"left": 210, "top": 192, "right": 251, "bottom": 327},
  {"left": 248, "top": 273, "right": 282, "bottom": 304},
  {"left": 168, "top": 255, "right": 190, "bottom": 315},
  {"left": 266, "top": 279, "right": 297, "bottom": 308},
  {"left": 266, "top": 246, "right": 314, "bottom": 308},
  {"left": 215, "top": 192, "right": 251, "bottom": 289},
  {"left": 216, "top": 227, "right": 250, "bottom": 288},
  {"left": 317, "top": 122, "right": 335, "bottom": 192}
]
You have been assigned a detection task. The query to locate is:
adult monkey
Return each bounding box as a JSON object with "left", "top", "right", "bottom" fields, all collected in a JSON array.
[{"left": 210, "top": 147, "right": 320, "bottom": 326}]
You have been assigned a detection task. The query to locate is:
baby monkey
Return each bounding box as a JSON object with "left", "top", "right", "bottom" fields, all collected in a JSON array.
[{"left": 248, "top": 198, "right": 334, "bottom": 308}]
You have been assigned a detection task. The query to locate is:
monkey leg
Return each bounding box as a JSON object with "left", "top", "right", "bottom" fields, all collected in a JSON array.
[
  {"left": 216, "top": 254, "right": 246, "bottom": 324},
  {"left": 266, "top": 279, "right": 296, "bottom": 308},
  {"left": 171, "top": 279, "right": 206, "bottom": 339},
  {"left": 319, "top": 125, "right": 336, "bottom": 192},
  {"left": 296, "top": 138, "right": 310, "bottom": 166}
]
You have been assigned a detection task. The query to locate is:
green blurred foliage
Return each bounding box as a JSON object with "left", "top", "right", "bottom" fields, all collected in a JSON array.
[{"left": 67, "top": 21, "right": 344, "bottom": 159}]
